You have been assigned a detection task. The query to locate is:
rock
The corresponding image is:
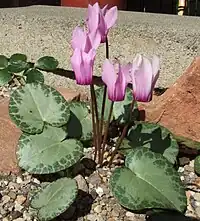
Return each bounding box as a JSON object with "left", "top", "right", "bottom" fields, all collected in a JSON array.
[
  {"left": 55, "top": 87, "right": 80, "bottom": 101},
  {"left": 74, "top": 175, "right": 89, "bottom": 193},
  {"left": 126, "top": 211, "right": 137, "bottom": 221},
  {"left": 10, "top": 210, "right": 22, "bottom": 219},
  {"left": 8, "top": 191, "right": 17, "bottom": 200},
  {"left": 2, "top": 195, "right": 11, "bottom": 205},
  {"left": 94, "top": 205, "right": 102, "bottom": 214},
  {"left": 0, "top": 98, "right": 21, "bottom": 174},
  {"left": 16, "top": 177, "right": 23, "bottom": 184},
  {"left": 87, "top": 172, "right": 102, "bottom": 186},
  {"left": 13, "top": 218, "right": 24, "bottom": 221},
  {"left": 15, "top": 195, "right": 26, "bottom": 205},
  {"left": 193, "top": 193, "right": 200, "bottom": 202},
  {"left": 95, "top": 187, "right": 104, "bottom": 197},
  {"left": 139, "top": 57, "right": 200, "bottom": 142},
  {"left": 14, "top": 202, "right": 24, "bottom": 212}
]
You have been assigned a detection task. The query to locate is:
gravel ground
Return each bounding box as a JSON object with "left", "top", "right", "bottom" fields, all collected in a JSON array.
[
  {"left": 0, "top": 86, "right": 200, "bottom": 221},
  {"left": 0, "top": 150, "right": 200, "bottom": 221}
]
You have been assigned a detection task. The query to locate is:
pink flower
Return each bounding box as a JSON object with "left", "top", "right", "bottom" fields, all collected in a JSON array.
[
  {"left": 102, "top": 59, "right": 129, "bottom": 101},
  {"left": 71, "top": 27, "right": 99, "bottom": 85},
  {"left": 130, "top": 54, "right": 160, "bottom": 102},
  {"left": 87, "top": 3, "right": 117, "bottom": 43}
]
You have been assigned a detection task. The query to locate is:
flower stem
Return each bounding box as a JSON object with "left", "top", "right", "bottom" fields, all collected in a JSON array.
[
  {"left": 99, "top": 37, "right": 110, "bottom": 162},
  {"left": 90, "top": 88, "right": 97, "bottom": 161},
  {"left": 99, "top": 101, "right": 114, "bottom": 165},
  {"left": 109, "top": 100, "right": 135, "bottom": 166},
  {"left": 105, "top": 37, "right": 109, "bottom": 59},
  {"left": 90, "top": 84, "right": 100, "bottom": 162}
]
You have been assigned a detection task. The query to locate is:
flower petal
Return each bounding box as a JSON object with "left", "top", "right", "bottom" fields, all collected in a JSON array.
[
  {"left": 131, "top": 55, "right": 153, "bottom": 102},
  {"left": 114, "top": 64, "right": 127, "bottom": 101},
  {"left": 71, "top": 27, "right": 86, "bottom": 50},
  {"left": 87, "top": 3, "right": 100, "bottom": 33},
  {"left": 81, "top": 50, "right": 95, "bottom": 85},
  {"left": 152, "top": 55, "right": 160, "bottom": 78},
  {"left": 102, "top": 59, "right": 116, "bottom": 99},
  {"left": 121, "top": 62, "right": 132, "bottom": 83},
  {"left": 71, "top": 48, "right": 83, "bottom": 84},
  {"left": 104, "top": 6, "right": 118, "bottom": 30}
]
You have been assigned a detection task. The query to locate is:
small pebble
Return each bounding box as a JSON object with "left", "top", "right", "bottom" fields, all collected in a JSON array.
[
  {"left": 16, "top": 195, "right": 26, "bottom": 205},
  {"left": 16, "top": 177, "right": 23, "bottom": 184},
  {"left": 96, "top": 187, "right": 104, "bottom": 197},
  {"left": 2, "top": 195, "right": 11, "bottom": 204},
  {"left": 94, "top": 205, "right": 102, "bottom": 213}
]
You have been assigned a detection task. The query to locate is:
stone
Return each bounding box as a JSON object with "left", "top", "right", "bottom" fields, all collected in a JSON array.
[
  {"left": 2, "top": 195, "right": 11, "bottom": 205},
  {"left": 15, "top": 195, "right": 26, "bottom": 205},
  {"left": 74, "top": 174, "right": 89, "bottom": 193},
  {"left": 0, "top": 98, "right": 21, "bottom": 174},
  {"left": 139, "top": 57, "right": 200, "bottom": 142},
  {"left": 10, "top": 210, "right": 22, "bottom": 219},
  {"left": 13, "top": 218, "right": 24, "bottom": 221},
  {"left": 16, "top": 177, "right": 23, "bottom": 184},
  {"left": 14, "top": 202, "right": 24, "bottom": 212},
  {"left": 95, "top": 186, "right": 104, "bottom": 197},
  {"left": 55, "top": 87, "right": 80, "bottom": 101},
  {"left": 94, "top": 205, "right": 102, "bottom": 214},
  {"left": 8, "top": 191, "right": 17, "bottom": 200},
  {"left": 87, "top": 172, "right": 102, "bottom": 186}
]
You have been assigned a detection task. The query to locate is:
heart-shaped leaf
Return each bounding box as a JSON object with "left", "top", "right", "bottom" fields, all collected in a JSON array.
[
  {"left": 31, "top": 177, "right": 78, "bottom": 221},
  {"left": 194, "top": 156, "right": 200, "bottom": 175},
  {"left": 35, "top": 56, "right": 58, "bottom": 71},
  {"left": 67, "top": 102, "right": 92, "bottom": 141},
  {"left": 17, "top": 125, "right": 83, "bottom": 174},
  {"left": 8, "top": 53, "right": 28, "bottom": 73},
  {"left": 25, "top": 68, "right": 44, "bottom": 83},
  {"left": 113, "top": 88, "right": 139, "bottom": 124},
  {"left": 110, "top": 147, "right": 187, "bottom": 213},
  {"left": 9, "top": 83, "right": 70, "bottom": 134},
  {"left": 126, "top": 122, "right": 179, "bottom": 164},
  {"left": 0, "top": 68, "right": 12, "bottom": 86},
  {"left": 0, "top": 55, "right": 8, "bottom": 69}
]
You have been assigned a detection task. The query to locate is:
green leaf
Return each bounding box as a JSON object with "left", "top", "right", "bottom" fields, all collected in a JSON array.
[
  {"left": 126, "top": 122, "right": 179, "bottom": 164},
  {"left": 110, "top": 147, "right": 187, "bottom": 213},
  {"left": 95, "top": 86, "right": 112, "bottom": 122},
  {"left": 67, "top": 102, "right": 92, "bottom": 141},
  {"left": 17, "top": 125, "right": 83, "bottom": 174},
  {"left": 113, "top": 88, "right": 139, "bottom": 124},
  {"left": 25, "top": 68, "right": 44, "bottom": 83},
  {"left": 0, "top": 68, "right": 12, "bottom": 86},
  {"left": 35, "top": 56, "right": 58, "bottom": 71},
  {"left": 194, "top": 156, "right": 200, "bottom": 175},
  {"left": 0, "top": 55, "right": 8, "bottom": 69},
  {"left": 173, "top": 134, "right": 200, "bottom": 150},
  {"left": 31, "top": 177, "right": 78, "bottom": 221},
  {"left": 10, "top": 53, "right": 27, "bottom": 63},
  {"left": 9, "top": 83, "right": 70, "bottom": 134},
  {"left": 8, "top": 53, "right": 28, "bottom": 73}
]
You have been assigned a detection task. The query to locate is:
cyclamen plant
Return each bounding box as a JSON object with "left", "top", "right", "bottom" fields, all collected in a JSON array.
[{"left": 4, "top": 3, "right": 187, "bottom": 221}]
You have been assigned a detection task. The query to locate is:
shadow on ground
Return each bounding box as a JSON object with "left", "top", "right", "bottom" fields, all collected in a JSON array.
[{"left": 146, "top": 211, "right": 200, "bottom": 221}]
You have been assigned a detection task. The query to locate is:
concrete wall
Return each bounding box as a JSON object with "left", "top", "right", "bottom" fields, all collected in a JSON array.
[{"left": 0, "top": 5, "right": 200, "bottom": 92}]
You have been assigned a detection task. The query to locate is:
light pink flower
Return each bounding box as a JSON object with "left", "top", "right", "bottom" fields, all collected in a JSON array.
[
  {"left": 87, "top": 3, "right": 117, "bottom": 43},
  {"left": 71, "top": 27, "right": 99, "bottom": 85},
  {"left": 71, "top": 48, "right": 96, "bottom": 85},
  {"left": 130, "top": 54, "right": 160, "bottom": 102},
  {"left": 102, "top": 59, "right": 129, "bottom": 101}
]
